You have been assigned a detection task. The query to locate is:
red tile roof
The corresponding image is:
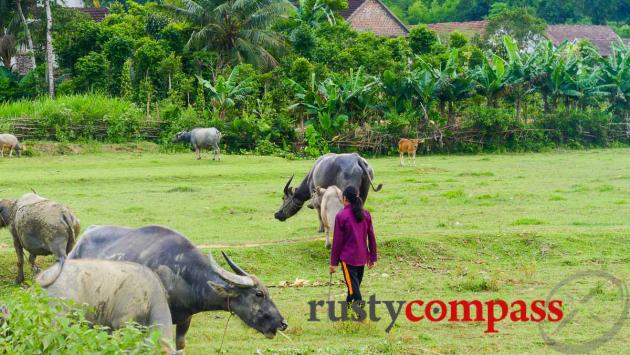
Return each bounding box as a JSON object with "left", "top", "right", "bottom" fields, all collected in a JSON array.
[
  {"left": 340, "top": 0, "right": 364, "bottom": 19},
  {"left": 340, "top": 0, "right": 409, "bottom": 37},
  {"left": 426, "top": 20, "right": 487, "bottom": 39},
  {"left": 545, "top": 25, "right": 621, "bottom": 56},
  {"left": 75, "top": 7, "right": 110, "bottom": 22}
]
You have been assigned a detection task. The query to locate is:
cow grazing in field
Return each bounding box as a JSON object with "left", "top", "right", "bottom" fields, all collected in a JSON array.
[
  {"left": 0, "top": 134, "right": 22, "bottom": 158},
  {"left": 37, "top": 259, "right": 174, "bottom": 349},
  {"left": 0, "top": 193, "right": 80, "bottom": 283},
  {"left": 172, "top": 128, "right": 221, "bottom": 161},
  {"left": 68, "top": 225, "right": 287, "bottom": 350},
  {"left": 274, "top": 153, "right": 382, "bottom": 231},
  {"left": 311, "top": 186, "right": 343, "bottom": 249},
  {"left": 398, "top": 138, "right": 424, "bottom": 166}
]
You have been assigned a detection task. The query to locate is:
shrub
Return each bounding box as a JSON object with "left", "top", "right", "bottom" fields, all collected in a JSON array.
[
  {"left": 0, "top": 287, "right": 161, "bottom": 354},
  {"left": 537, "top": 110, "right": 613, "bottom": 148}
]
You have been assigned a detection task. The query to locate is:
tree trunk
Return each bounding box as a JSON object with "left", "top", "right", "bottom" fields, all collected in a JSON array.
[
  {"left": 543, "top": 94, "right": 550, "bottom": 114},
  {"left": 16, "top": 0, "right": 36, "bottom": 70},
  {"left": 44, "top": 0, "right": 55, "bottom": 98},
  {"left": 438, "top": 100, "right": 446, "bottom": 119},
  {"left": 515, "top": 96, "right": 521, "bottom": 121},
  {"left": 146, "top": 91, "right": 151, "bottom": 118},
  {"left": 447, "top": 101, "right": 456, "bottom": 127}
]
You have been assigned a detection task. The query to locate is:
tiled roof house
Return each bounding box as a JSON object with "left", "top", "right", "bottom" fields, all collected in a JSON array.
[
  {"left": 545, "top": 25, "right": 621, "bottom": 56},
  {"left": 77, "top": 7, "right": 110, "bottom": 22},
  {"left": 341, "top": 0, "right": 409, "bottom": 37},
  {"left": 427, "top": 20, "right": 487, "bottom": 41},
  {"left": 422, "top": 21, "right": 623, "bottom": 56}
]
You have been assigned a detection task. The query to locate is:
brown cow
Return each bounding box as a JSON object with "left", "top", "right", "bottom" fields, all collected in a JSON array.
[{"left": 398, "top": 138, "right": 424, "bottom": 166}]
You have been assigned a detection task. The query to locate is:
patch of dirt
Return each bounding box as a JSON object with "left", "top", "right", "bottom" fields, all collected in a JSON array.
[
  {"left": 23, "top": 142, "right": 160, "bottom": 156},
  {"left": 198, "top": 235, "right": 325, "bottom": 249}
]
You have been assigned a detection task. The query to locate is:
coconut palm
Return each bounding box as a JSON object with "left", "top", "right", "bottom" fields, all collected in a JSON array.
[{"left": 167, "top": 0, "right": 294, "bottom": 70}]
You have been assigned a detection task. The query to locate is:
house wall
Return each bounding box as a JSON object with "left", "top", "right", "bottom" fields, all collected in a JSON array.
[
  {"left": 348, "top": 0, "right": 407, "bottom": 37},
  {"left": 60, "top": 0, "right": 86, "bottom": 7}
]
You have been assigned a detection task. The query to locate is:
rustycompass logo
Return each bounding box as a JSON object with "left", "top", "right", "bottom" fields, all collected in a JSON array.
[{"left": 539, "top": 271, "right": 629, "bottom": 354}]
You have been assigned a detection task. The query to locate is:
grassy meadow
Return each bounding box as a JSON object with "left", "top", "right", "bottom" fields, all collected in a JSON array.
[{"left": 0, "top": 148, "right": 629, "bottom": 353}]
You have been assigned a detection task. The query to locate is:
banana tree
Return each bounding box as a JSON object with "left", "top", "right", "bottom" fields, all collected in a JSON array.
[
  {"left": 474, "top": 53, "right": 508, "bottom": 107},
  {"left": 426, "top": 50, "right": 475, "bottom": 126},
  {"left": 530, "top": 40, "right": 580, "bottom": 112},
  {"left": 601, "top": 42, "right": 630, "bottom": 120},
  {"left": 409, "top": 67, "right": 437, "bottom": 124},
  {"left": 196, "top": 66, "right": 255, "bottom": 120},
  {"left": 287, "top": 67, "right": 378, "bottom": 137}
]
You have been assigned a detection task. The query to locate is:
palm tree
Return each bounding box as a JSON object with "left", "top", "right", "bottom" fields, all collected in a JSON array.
[
  {"left": 15, "top": 0, "right": 36, "bottom": 70},
  {"left": 167, "top": 0, "right": 294, "bottom": 70}
]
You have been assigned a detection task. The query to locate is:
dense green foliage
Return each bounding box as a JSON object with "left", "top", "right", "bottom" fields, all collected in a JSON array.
[
  {"left": 384, "top": 0, "right": 630, "bottom": 26},
  {"left": 0, "top": 287, "right": 162, "bottom": 354},
  {"left": 1, "top": 1, "right": 630, "bottom": 156}
]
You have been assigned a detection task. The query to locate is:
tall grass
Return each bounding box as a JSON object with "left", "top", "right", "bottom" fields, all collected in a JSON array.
[
  {"left": 0, "top": 94, "right": 147, "bottom": 143},
  {"left": 0, "top": 94, "right": 140, "bottom": 121}
]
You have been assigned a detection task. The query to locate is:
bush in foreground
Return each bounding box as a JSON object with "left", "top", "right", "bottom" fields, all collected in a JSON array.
[{"left": 0, "top": 287, "right": 162, "bottom": 354}]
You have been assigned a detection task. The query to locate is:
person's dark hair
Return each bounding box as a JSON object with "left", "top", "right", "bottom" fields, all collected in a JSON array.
[{"left": 343, "top": 186, "right": 364, "bottom": 222}]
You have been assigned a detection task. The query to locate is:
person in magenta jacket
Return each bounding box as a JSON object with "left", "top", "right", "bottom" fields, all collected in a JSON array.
[{"left": 330, "top": 186, "right": 378, "bottom": 305}]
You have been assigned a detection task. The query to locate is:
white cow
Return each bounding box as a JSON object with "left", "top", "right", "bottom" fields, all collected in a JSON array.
[
  {"left": 311, "top": 186, "right": 344, "bottom": 249},
  {"left": 0, "top": 134, "right": 22, "bottom": 158}
]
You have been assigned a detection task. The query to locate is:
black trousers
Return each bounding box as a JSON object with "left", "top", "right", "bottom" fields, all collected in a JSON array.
[{"left": 341, "top": 261, "right": 364, "bottom": 304}]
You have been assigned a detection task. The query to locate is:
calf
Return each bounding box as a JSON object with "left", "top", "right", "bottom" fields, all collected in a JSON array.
[
  {"left": 0, "top": 134, "right": 22, "bottom": 158},
  {"left": 37, "top": 259, "right": 174, "bottom": 349},
  {"left": 312, "top": 186, "right": 344, "bottom": 249},
  {"left": 398, "top": 138, "right": 424, "bottom": 166}
]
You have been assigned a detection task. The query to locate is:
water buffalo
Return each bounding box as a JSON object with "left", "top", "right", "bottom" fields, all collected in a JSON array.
[
  {"left": 0, "top": 193, "right": 80, "bottom": 283},
  {"left": 172, "top": 128, "right": 221, "bottom": 161},
  {"left": 311, "top": 186, "right": 343, "bottom": 249},
  {"left": 0, "top": 134, "right": 22, "bottom": 158},
  {"left": 274, "top": 153, "right": 382, "bottom": 231},
  {"left": 68, "top": 225, "right": 287, "bottom": 350},
  {"left": 37, "top": 259, "right": 174, "bottom": 349}
]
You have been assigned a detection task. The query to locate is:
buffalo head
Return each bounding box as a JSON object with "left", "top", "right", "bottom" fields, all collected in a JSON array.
[
  {"left": 0, "top": 200, "right": 14, "bottom": 228},
  {"left": 207, "top": 251, "right": 287, "bottom": 338},
  {"left": 171, "top": 131, "right": 190, "bottom": 144},
  {"left": 274, "top": 175, "right": 304, "bottom": 221}
]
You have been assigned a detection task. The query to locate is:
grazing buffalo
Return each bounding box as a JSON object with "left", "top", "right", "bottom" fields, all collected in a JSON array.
[
  {"left": 398, "top": 138, "right": 424, "bottom": 166},
  {"left": 0, "top": 134, "right": 22, "bottom": 158},
  {"left": 311, "top": 186, "right": 343, "bottom": 249},
  {"left": 274, "top": 153, "right": 382, "bottom": 231},
  {"left": 68, "top": 225, "right": 287, "bottom": 350},
  {"left": 172, "top": 128, "right": 221, "bottom": 161},
  {"left": 0, "top": 193, "right": 80, "bottom": 283},
  {"left": 37, "top": 259, "right": 174, "bottom": 349}
]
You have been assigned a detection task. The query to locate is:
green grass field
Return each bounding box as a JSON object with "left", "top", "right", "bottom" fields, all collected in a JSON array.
[{"left": 0, "top": 148, "right": 628, "bottom": 353}]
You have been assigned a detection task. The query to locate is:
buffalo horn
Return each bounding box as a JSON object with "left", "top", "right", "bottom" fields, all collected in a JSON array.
[
  {"left": 283, "top": 175, "right": 294, "bottom": 195},
  {"left": 208, "top": 251, "right": 254, "bottom": 288},
  {"left": 222, "top": 251, "right": 249, "bottom": 276}
]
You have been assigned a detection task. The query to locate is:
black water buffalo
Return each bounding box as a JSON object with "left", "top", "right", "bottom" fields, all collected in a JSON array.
[
  {"left": 68, "top": 225, "right": 287, "bottom": 350},
  {"left": 274, "top": 153, "right": 382, "bottom": 230}
]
